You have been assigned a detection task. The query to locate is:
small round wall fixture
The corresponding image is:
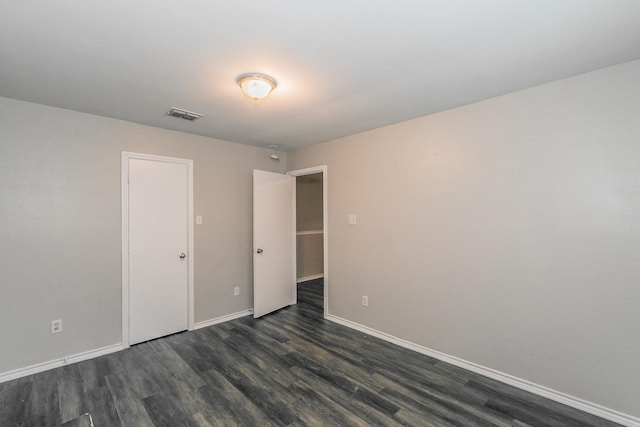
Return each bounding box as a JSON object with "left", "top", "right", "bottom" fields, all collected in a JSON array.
[
  {"left": 269, "top": 144, "right": 280, "bottom": 160},
  {"left": 237, "top": 73, "right": 278, "bottom": 101}
]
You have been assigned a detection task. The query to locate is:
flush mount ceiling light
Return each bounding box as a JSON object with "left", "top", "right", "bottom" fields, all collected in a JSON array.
[{"left": 237, "top": 73, "right": 277, "bottom": 101}]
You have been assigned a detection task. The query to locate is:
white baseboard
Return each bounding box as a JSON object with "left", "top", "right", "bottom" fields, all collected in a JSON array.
[
  {"left": 297, "top": 274, "right": 324, "bottom": 283},
  {"left": 0, "top": 310, "right": 253, "bottom": 384},
  {"left": 326, "top": 314, "right": 640, "bottom": 427},
  {"left": 0, "top": 343, "right": 123, "bottom": 384},
  {"left": 193, "top": 309, "right": 253, "bottom": 329}
]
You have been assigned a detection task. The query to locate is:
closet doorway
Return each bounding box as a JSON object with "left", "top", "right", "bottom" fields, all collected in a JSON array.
[{"left": 289, "top": 166, "right": 328, "bottom": 317}]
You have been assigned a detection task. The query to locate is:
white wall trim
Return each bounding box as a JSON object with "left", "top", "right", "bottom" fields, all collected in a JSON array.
[
  {"left": 1, "top": 309, "right": 253, "bottom": 384},
  {"left": 326, "top": 314, "right": 640, "bottom": 427},
  {"left": 288, "top": 165, "right": 329, "bottom": 318},
  {"left": 121, "top": 151, "right": 195, "bottom": 349},
  {"left": 297, "top": 274, "right": 324, "bottom": 283},
  {"left": 0, "top": 344, "right": 123, "bottom": 384},
  {"left": 193, "top": 310, "right": 253, "bottom": 330}
]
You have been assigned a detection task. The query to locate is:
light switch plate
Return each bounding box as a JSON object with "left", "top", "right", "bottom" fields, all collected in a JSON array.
[
  {"left": 196, "top": 215, "right": 203, "bottom": 225},
  {"left": 348, "top": 214, "right": 357, "bottom": 225}
]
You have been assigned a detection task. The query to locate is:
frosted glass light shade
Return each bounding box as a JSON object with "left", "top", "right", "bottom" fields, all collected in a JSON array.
[{"left": 237, "top": 73, "right": 277, "bottom": 101}]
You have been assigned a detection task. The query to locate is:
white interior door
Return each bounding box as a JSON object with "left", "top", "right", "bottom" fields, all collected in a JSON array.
[
  {"left": 253, "top": 169, "right": 294, "bottom": 318},
  {"left": 128, "top": 157, "right": 189, "bottom": 344}
]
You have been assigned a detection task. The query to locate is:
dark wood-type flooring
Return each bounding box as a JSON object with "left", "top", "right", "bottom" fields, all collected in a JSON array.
[{"left": 0, "top": 279, "right": 621, "bottom": 426}]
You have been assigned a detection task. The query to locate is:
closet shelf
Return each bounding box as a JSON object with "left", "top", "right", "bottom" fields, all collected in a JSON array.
[{"left": 296, "top": 229, "right": 323, "bottom": 235}]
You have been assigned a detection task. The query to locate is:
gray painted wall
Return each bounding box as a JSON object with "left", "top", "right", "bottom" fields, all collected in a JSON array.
[
  {"left": 0, "top": 97, "right": 285, "bottom": 373},
  {"left": 296, "top": 173, "right": 323, "bottom": 231},
  {"left": 296, "top": 234, "right": 324, "bottom": 280},
  {"left": 287, "top": 60, "right": 640, "bottom": 418}
]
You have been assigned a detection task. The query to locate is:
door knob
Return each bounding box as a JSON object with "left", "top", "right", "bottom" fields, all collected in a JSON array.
[
  {"left": 179, "top": 252, "right": 186, "bottom": 259},
  {"left": 256, "top": 248, "right": 263, "bottom": 254}
]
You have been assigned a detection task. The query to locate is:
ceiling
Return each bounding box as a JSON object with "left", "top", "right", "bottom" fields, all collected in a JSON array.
[{"left": 2, "top": 1, "right": 640, "bottom": 151}]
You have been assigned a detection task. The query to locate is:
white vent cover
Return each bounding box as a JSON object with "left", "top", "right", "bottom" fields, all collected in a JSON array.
[{"left": 167, "top": 107, "right": 203, "bottom": 121}]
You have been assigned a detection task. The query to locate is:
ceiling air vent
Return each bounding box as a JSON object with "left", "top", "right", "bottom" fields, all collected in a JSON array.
[{"left": 167, "top": 107, "right": 203, "bottom": 121}]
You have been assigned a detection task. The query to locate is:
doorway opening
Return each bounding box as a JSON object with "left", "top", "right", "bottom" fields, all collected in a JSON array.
[{"left": 289, "top": 166, "right": 328, "bottom": 318}]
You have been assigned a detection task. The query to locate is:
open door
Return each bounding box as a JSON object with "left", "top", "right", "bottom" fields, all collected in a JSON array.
[{"left": 253, "top": 169, "right": 295, "bottom": 318}]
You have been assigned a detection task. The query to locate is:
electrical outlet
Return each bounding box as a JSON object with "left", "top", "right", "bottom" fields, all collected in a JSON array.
[
  {"left": 51, "top": 319, "right": 62, "bottom": 334},
  {"left": 234, "top": 286, "right": 240, "bottom": 296},
  {"left": 362, "top": 296, "right": 368, "bottom": 307}
]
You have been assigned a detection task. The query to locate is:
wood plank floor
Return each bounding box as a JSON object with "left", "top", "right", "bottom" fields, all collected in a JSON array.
[{"left": 0, "top": 279, "right": 621, "bottom": 426}]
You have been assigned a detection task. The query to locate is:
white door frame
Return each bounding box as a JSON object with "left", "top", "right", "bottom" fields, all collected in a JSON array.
[
  {"left": 288, "top": 165, "right": 329, "bottom": 318},
  {"left": 121, "top": 151, "right": 195, "bottom": 347}
]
